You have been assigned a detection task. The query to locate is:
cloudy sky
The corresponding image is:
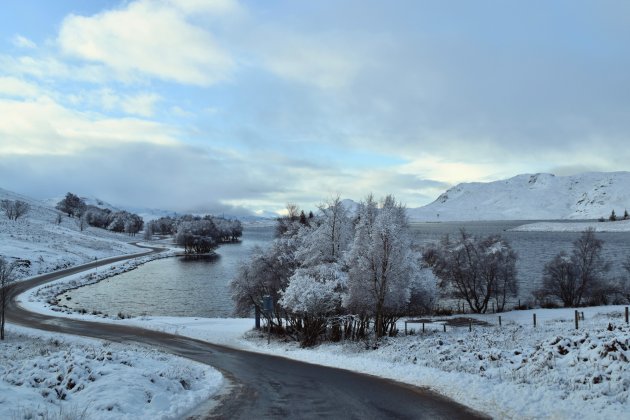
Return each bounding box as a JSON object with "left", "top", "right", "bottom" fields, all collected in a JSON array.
[{"left": 1, "top": 0, "right": 629, "bottom": 216}]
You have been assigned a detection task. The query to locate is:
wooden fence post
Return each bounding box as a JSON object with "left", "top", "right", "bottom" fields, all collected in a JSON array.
[
  {"left": 533, "top": 313, "right": 536, "bottom": 328},
  {"left": 422, "top": 322, "right": 425, "bottom": 333},
  {"left": 443, "top": 324, "right": 446, "bottom": 332},
  {"left": 498, "top": 315, "right": 502, "bottom": 327},
  {"left": 574, "top": 310, "right": 579, "bottom": 329},
  {"left": 626, "top": 307, "right": 629, "bottom": 324},
  {"left": 469, "top": 320, "right": 472, "bottom": 332}
]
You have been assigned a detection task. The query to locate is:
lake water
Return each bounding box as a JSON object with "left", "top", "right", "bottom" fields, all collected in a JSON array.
[
  {"left": 63, "top": 226, "right": 274, "bottom": 318},
  {"left": 64, "top": 221, "right": 630, "bottom": 317}
]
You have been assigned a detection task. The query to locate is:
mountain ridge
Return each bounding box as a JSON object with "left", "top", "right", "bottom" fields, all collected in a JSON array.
[{"left": 408, "top": 171, "right": 630, "bottom": 221}]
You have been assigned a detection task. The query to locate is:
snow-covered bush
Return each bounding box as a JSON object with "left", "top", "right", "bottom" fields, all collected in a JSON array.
[{"left": 281, "top": 263, "right": 347, "bottom": 346}]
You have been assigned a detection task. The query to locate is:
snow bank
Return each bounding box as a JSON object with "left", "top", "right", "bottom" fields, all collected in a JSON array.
[
  {"left": 512, "top": 220, "right": 630, "bottom": 232},
  {"left": 0, "top": 325, "right": 223, "bottom": 420}
]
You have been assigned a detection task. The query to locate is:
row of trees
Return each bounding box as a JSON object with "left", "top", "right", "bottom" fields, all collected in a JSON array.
[
  {"left": 230, "top": 195, "right": 436, "bottom": 346},
  {"left": 0, "top": 199, "right": 30, "bottom": 221},
  {"left": 146, "top": 215, "right": 243, "bottom": 254},
  {"left": 425, "top": 227, "right": 630, "bottom": 310},
  {"left": 56, "top": 193, "right": 144, "bottom": 235}
]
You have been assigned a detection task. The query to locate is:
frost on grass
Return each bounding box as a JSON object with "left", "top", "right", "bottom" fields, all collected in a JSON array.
[
  {"left": 238, "top": 311, "right": 629, "bottom": 419},
  {"left": 0, "top": 327, "right": 222, "bottom": 420}
]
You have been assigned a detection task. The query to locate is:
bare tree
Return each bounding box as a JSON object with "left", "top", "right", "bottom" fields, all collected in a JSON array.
[
  {"left": 537, "top": 229, "right": 610, "bottom": 307},
  {"left": 1, "top": 199, "right": 30, "bottom": 221},
  {"left": 275, "top": 203, "right": 302, "bottom": 237},
  {"left": 0, "top": 257, "right": 17, "bottom": 340},
  {"left": 424, "top": 230, "right": 518, "bottom": 313}
]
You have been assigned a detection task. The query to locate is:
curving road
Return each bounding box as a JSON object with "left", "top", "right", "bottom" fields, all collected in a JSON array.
[{"left": 7, "top": 245, "right": 488, "bottom": 419}]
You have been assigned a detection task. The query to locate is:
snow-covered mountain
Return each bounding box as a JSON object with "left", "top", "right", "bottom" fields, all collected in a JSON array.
[{"left": 408, "top": 172, "right": 630, "bottom": 221}]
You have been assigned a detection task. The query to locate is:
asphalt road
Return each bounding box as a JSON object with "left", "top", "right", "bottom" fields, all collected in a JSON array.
[{"left": 6, "top": 245, "right": 488, "bottom": 419}]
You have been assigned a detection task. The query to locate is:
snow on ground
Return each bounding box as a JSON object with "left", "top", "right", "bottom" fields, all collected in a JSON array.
[
  {"left": 0, "top": 325, "right": 223, "bottom": 420},
  {"left": 0, "top": 187, "right": 141, "bottom": 279},
  {"left": 512, "top": 219, "right": 630, "bottom": 232},
  {"left": 21, "top": 263, "right": 630, "bottom": 419},
  {"left": 117, "top": 307, "right": 630, "bottom": 420}
]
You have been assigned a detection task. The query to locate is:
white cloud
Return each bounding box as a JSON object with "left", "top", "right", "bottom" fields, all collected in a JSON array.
[
  {"left": 0, "top": 96, "right": 177, "bottom": 156},
  {"left": 0, "top": 54, "right": 117, "bottom": 84},
  {"left": 11, "top": 35, "right": 37, "bottom": 49},
  {"left": 64, "top": 89, "right": 162, "bottom": 117},
  {"left": 168, "top": 0, "right": 243, "bottom": 16},
  {"left": 259, "top": 31, "right": 362, "bottom": 89},
  {"left": 57, "top": 0, "right": 235, "bottom": 86},
  {"left": 120, "top": 93, "right": 162, "bottom": 117},
  {"left": 0, "top": 76, "right": 41, "bottom": 98}
]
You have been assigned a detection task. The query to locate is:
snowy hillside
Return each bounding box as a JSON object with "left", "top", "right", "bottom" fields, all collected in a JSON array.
[
  {"left": 0, "top": 187, "right": 139, "bottom": 279},
  {"left": 409, "top": 172, "right": 630, "bottom": 221}
]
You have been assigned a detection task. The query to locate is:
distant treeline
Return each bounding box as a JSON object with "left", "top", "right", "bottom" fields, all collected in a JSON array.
[{"left": 56, "top": 192, "right": 144, "bottom": 235}]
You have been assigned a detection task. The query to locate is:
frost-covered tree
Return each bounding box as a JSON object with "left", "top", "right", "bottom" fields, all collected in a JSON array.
[
  {"left": 0, "top": 199, "right": 30, "bottom": 221},
  {"left": 56, "top": 193, "right": 86, "bottom": 217},
  {"left": 280, "top": 263, "right": 347, "bottom": 346},
  {"left": 537, "top": 229, "right": 610, "bottom": 307},
  {"left": 175, "top": 220, "right": 219, "bottom": 254},
  {"left": 82, "top": 205, "right": 111, "bottom": 228},
  {"left": 345, "top": 195, "right": 418, "bottom": 337},
  {"left": 143, "top": 222, "right": 154, "bottom": 240},
  {"left": 424, "top": 231, "right": 518, "bottom": 313},
  {"left": 230, "top": 233, "right": 303, "bottom": 325},
  {"left": 0, "top": 257, "right": 17, "bottom": 340},
  {"left": 296, "top": 196, "right": 353, "bottom": 266}
]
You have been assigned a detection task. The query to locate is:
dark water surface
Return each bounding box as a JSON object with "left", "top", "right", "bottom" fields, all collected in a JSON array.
[
  {"left": 64, "top": 226, "right": 274, "bottom": 317},
  {"left": 64, "top": 221, "right": 630, "bottom": 317}
]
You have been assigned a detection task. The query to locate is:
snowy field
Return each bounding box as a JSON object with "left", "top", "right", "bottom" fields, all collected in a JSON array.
[
  {"left": 0, "top": 325, "right": 223, "bottom": 420},
  {"left": 512, "top": 219, "right": 630, "bottom": 232},
  {"left": 0, "top": 188, "right": 141, "bottom": 279},
  {"left": 117, "top": 308, "right": 630, "bottom": 420},
  {"left": 19, "top": 268, "right": 630, "bottom": 419}
]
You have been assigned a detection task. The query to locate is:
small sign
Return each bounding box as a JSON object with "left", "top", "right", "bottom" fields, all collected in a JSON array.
[{"left": 263, "top": 295, "right": 273, "bottom": 313}]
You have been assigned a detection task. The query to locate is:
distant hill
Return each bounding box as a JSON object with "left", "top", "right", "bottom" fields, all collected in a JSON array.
[
  {"left": 408, "top": 172, "right": 630, "bottom": 221},
  {"left": 0, "top": 187, "right": 138, "bottom": 279}
]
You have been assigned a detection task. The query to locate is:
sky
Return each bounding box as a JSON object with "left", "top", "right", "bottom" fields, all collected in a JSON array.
[{"left": 1, "top": 0, "right": 630, "bottom": 216}]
